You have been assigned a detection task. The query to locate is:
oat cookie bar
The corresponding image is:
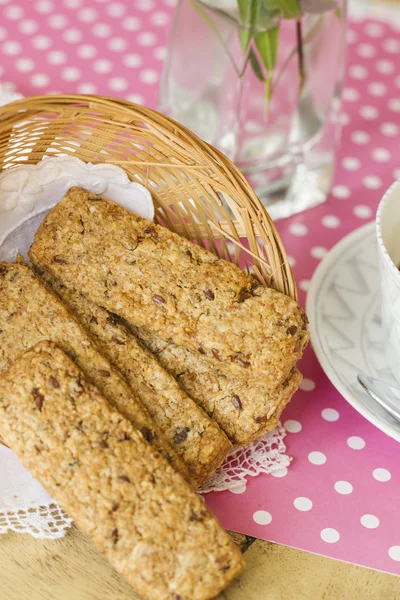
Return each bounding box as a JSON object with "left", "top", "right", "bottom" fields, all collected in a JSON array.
[
  {"left": 29, "top": 187, "right": 309, "bottom": 390},
  {"left": 0, "top": 341, "right": 245, "bottom": 600}
]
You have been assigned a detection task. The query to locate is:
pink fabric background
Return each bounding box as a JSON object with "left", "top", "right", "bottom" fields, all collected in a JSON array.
[{"left": 1, "top": 0, "right": 400, "bottom": 576}]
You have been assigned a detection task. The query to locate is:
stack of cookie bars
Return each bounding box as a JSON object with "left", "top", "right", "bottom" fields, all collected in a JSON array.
[{"left": 0, "top": 188, "right": 309, "bottom": 600}]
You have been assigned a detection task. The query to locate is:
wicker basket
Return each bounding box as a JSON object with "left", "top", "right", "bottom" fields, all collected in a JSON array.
[{"left": 0, "top": 94, "right": 297, "bottom": 300}]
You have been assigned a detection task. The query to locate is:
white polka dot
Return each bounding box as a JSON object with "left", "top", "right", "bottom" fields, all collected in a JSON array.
[
  {"left": 63, "top": 28, "right": 82, "bottom": 43},
  {"left": 32, "top": 35, "right": 52, "bottom": 50},
  {"left": 342, "top": 88, "right": 359, "bottom": 102},
  {"left": 363, "top": 175, "right": 382, "bottom": 189},
  {"left": 15, "top": 57, "right": 35, "bottom": 72},
  {"left": 153, "top": 46, "right": 167, "bottom": 61},
  {"left": 322, "top": 215, "right": 340, "bottom": 229},
  {"left": 163, "top": 0, "right": 177, "bottom": 6},
  {"left": 0, "top": 26, "right": 6, "bottom": 41},
  {"left": 18, "top": 19, "right": 39, "bottom": 34},
  {"left": 380, "top": 122, "right": 399, "bottom": 137},
  {"left": 353, "top": 205, "right": 372, "bottom": 219},
  {"left": 334, "top": 481, "right": 353, "bottom": 495},
  {"left": 394, "top": 169, "right": 400, "bottom": 181},
  {"left": 127, "top": 93, "right": 145, "bottom": 105},
  {"left": 365, "top": 22, "right": 384, "bottom": 37},
  {"left": 76, "top": 7, "right": 96, "bottom": 22},
  {"left": 48, "top": 14, "right": 68, "bottom": 29},
  {"left": 93, "top": 59, "right": 112, "bottom": 73},
  {"left": 372, "top": 148, "right": 391, "bottom": 163},
  {"left": 151, "top": 11, "right": 169, "bottom": 26},
  {"left": 321, "top": 528, "right": 340, "bottom": 544},
  {"left": 339, "top": 112, "right": 350, "bottom": 126},
  {"left": 139, "top": 69, "right": 159, "bottom": 84},
  {"left": 287, "top": 255, "right": 296, "bottom": 267},
  {"left": 388, "top": 99, "right": 400, "bottom": 113},
  {"left": 294, "top": 497, "right": 312, "bottom": 512},
  {"left": 342, "top": 157, "right": 360, "bottom": 171},
  {"left": 77, "top": 44, "right": 97, "bottom": 59},
  {"left": 92, "top": 23, "right": 112, "bottom": 37},
  {"left": 383, "top": 38, "right": 400, "bottom": 53},
  {"left": 360, "top": 106, "right": 379, "bottom": 120},
  {"left": 35, "top": 0, "right": 54, "bottom": 13},
  {"left": 122, "top": 54, "right": 142, "bottom": 68},
  {"left": 77, "top": 82, "right": 97, "bottom": 94},
  {"left": 299, "top": 280, "right": 310, "bottom": 292},
  {"left": 289, "top": 222, "right": 308, "bottom": 236},
  {"left": 332, "top": 185, "right": 350, "bottom": 199},
  {"left": 351, "top": 131, "right": 370, "bottom": 145},
  {"left": 373, "top": 468, "right": 391, "bottom": 482},
  {"left": 2, "top": 40, "right": 21, "bottom": 55},
  {"left": 61, "top": 66, "right": 81, "bottom": 82},
  {"left": 308, "top": 451, "right": 326, "bottom": 466},
  {"left": 284, "top": 419, "right": 302, "bottom": 433},
  {"left": 388, "top": 546, "right": 400, "bottom": 561},
  {"left": 357, "top": 43, "right": 376, "bottom": 58},
  {"left": 347, "top": 436, "right": 365, "bottom": 450},
  {"left": 270, "top": 467, "right": 288, "bottom": 478},
  {"left": 137, "top": 32, "right": 157, "bottom": 47},
  {"left": 321, "top": 408, "right": 339, "bottom": 422},
  {"left": 349, "top": 65, "right": 367, "bottom": 79},
  {"left": 4, "top": 4, "right": 24, "bottom": 19},
  {"left": 108, "top": 37, "right": 128, "bottom": 52},
  {"left": 368, "top": 82, "right": 387, "bottom": 97},
  {"left": 106, "top": 2, "right": 126, "bottom": 17},
  {"left": 377, "top": 60, "right": 395, "bottom": 74},
  {"left": 122, "top": 16, "right": 141, "bottom": 31},
  {"left": 30, "top": 73, "right": 50, "bottom": 88},
  {"left": 253, "top": 510, "right": 272, "bottom": 525},
  {"left": 108, "top": 76, "right": 128, "bottom": 92},
  {"left": 311, "top": 246, "right": 327, "bottom": 259},
  {"left": 137, "top": 0, "right": 154, "bottom": 9},
  {"left": 361, "top": 514, "right": 379, "bottom": 529},
  {"left": 229, "top": 484, "right": 246, "bottom": 494},
  {"left": 47, "top": 50, "right": 67, "bottom": 65},
  {"left": 63, "top": 0, "right": 82, "bottom": 7}
]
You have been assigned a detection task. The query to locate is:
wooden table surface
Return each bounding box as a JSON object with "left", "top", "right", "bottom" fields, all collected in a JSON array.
[{"left": 1, "top": 525, "right": 399, "bottom": 599}]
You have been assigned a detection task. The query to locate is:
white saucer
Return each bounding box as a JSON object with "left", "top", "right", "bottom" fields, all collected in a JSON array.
[{"left": 307, "top": 221, "right": 400, "bottom": 442}]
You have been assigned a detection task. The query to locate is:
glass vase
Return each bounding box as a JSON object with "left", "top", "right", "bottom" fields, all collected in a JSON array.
[{"left": 159, "top": 0, "right": 347, "bottom": 220}]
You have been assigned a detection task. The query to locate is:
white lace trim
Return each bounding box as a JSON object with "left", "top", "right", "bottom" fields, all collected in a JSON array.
[
  {"left": 0, "top": 503, "right": 72, "bottom": 539},
  {"left": 199, "top": 423, "right": 290, "bottom": 493}
]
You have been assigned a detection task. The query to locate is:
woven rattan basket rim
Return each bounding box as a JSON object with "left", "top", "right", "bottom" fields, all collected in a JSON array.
[{"left": 0, "top": 94, "right": 297, "bottom": 301}]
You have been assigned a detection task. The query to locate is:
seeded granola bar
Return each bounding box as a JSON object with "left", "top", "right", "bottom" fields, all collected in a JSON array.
[
  {"left": 40, "top": 272, "right": 232, "bottom": 487},
  {"left": 0, "top": 262, "right": 186, "bottom": 480},
  {"left": 29, "top": 187, "right": 309, "bottom": 390},
  {"left": 0, "top": 341, "right": 245, "bottom": 600},
  {"left": 131, "top": 326, "right": 302, "bottom": 445}
]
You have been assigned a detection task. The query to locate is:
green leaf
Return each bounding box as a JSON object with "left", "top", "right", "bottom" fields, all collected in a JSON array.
[
  {"left": 254, "top": 24, "right": 280, "bottom": 71},
  {"left": 237, "top": 0, "right": 253, "bottom": 27},
  {"left": 238, "top": 27, "right": 252, "bottom": 51},
  {"left": 262, "top": 0, "right": 301, "bottom": 19},
  {"left": 279, "top": 0, "right": 301, "bottom": 19},
  {"left": 248, "top": 48, "right": 266, "bottom": 81}
]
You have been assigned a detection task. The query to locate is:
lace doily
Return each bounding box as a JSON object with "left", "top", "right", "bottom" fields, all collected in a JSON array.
[{"left": 199, "top": 423, "right": 290, "bottom": 493}]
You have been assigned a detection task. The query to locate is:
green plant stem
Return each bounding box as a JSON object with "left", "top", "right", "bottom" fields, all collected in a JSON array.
[{"left": 296, "top": 19, "right": 305, "bottom": 96}]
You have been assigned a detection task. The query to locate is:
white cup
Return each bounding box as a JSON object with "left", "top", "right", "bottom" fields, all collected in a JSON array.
[{"left": 376, "top": 180, "right": 400, "bottom": 385}]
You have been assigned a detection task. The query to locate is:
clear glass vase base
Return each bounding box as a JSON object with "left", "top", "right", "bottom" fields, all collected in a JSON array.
[{"left": 250, "top": 162, "right": 334, "bottom": 221}]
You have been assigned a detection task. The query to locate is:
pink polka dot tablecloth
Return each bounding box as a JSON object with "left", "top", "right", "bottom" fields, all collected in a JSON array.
[{"left": 1, "top": 0, "right": 400, "bottom": 577}]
